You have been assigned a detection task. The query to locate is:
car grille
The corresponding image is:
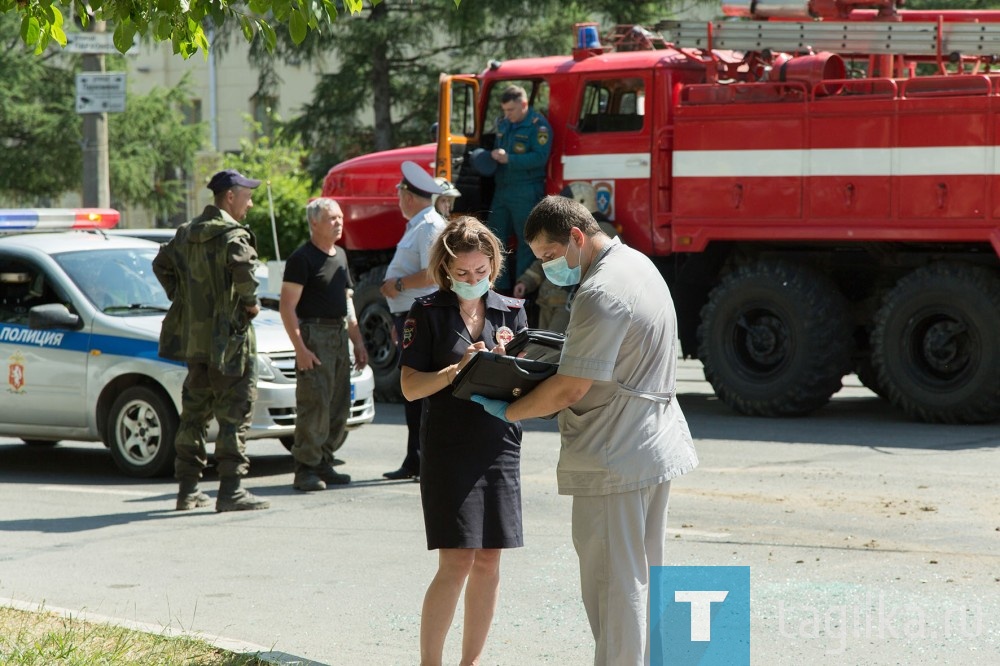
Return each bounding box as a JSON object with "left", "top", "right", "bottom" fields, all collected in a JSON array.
[
  {"left": 268, "top": 351, "right": 297, "bottom": 380},
  {"left": 269, "top": 406, "right": 296, "bottom": 427}
]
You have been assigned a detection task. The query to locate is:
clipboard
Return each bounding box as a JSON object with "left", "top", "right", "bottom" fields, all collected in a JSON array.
[
  {"left": 505, "top": 328, "right": 565, "bottom": 363},
  {"left": 451, "top": 351, "right": 557, "bottom": 402}
]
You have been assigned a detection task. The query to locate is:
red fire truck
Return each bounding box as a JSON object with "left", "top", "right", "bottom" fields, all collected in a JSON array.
[{"left": 323, "top": 0, "right": 1000, "bottom": 424}]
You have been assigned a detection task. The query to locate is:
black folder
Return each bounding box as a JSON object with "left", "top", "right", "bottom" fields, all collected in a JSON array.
[
  {"left": 505, "top": 328, "right": 565, "bottom": 364},
  {"left": 452, "top": 351, "right": 558, "bottom": 402}
]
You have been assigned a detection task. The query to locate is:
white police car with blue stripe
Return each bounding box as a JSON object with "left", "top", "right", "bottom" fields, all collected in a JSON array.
[{"left": 0, "top": 209, "right": 375, "bottom": 477}]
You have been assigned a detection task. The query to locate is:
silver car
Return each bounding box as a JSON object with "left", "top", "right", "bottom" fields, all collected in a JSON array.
[{"left": 0, "top": 229, "right": 375, "bottom": 477}]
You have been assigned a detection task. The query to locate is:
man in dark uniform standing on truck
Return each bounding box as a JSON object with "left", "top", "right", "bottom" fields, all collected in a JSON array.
[{"left": 487, "top": 84, "right": 552, "bottom": 291}]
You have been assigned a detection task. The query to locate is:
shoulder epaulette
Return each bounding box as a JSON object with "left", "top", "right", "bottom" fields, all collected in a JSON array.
[{"left": 501, "top": 295, "right": 524, "bottom": 309}]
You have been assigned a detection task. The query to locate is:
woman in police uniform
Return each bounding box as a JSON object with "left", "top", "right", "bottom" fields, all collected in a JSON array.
[{"left": 399, "top": 216, "right": 527, "bottom": 665}]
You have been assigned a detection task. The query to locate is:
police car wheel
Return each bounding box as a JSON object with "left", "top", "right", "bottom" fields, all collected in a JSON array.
[{"left": 106, "top": 386, "right": 177, "bottom": 478}]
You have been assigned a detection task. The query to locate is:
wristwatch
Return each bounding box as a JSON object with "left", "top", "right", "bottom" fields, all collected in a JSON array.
[{"left": 395, "top": 277, "right": 404, "bottom": 293}]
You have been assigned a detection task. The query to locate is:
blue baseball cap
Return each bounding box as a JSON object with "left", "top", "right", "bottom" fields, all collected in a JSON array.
[{"left": 207, "top": 169, "right": 262, "bottom": 194}]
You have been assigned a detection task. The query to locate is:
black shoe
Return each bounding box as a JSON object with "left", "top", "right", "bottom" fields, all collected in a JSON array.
[
  {"left": 316, "top": 462, "right": 351, "bottom": 485},
  {"left": 383, "top": 467, "right": 418, "bottom": 480}
]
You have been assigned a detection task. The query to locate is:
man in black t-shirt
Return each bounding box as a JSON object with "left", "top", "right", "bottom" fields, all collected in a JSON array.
[{"left": 280, "top": 198, "right": 368, "bottom": 491}]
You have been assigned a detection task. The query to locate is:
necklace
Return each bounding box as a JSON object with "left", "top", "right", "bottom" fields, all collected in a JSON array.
[{"left": 460, "top": 304, "right": 480, "bottom": 320}]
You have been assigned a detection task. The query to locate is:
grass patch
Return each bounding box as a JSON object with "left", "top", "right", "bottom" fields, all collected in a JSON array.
[{"left": 0, "top": 606, "right": 267, "bottom": 665}]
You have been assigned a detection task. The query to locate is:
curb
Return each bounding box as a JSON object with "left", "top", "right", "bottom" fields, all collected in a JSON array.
[{"left": 1, "top": 597, "right": 328, "bottom": 665}]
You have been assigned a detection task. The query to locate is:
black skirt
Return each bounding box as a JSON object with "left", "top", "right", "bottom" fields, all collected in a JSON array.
[{"left": 419, "top": 391, "right": 523, "bottom": 550}]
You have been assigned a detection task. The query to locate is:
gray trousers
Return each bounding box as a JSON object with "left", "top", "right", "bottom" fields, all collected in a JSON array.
[
  {"left": 292, "top": 322, "right": 351, "bottom": 467},
  {"left": 572, "top": 481, "right": 672, "bottom": 666}
]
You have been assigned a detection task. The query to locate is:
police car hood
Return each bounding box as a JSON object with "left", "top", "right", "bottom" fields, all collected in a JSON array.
[{"left": 116, "top": 310, "right": 293, "bottom": 355}]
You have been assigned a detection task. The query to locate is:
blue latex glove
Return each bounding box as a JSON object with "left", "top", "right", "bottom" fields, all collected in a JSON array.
[{"left": 471, "top": 394, "right": 512, "bottom": 422}]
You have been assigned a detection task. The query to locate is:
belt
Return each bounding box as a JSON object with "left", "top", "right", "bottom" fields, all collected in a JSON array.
[{"left": 299, "top": 317, "right": 345, "bottom": 326}]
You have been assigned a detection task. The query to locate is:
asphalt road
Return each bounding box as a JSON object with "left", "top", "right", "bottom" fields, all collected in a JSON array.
[{"left": 1, "top": 360, "right": 998, "bottom": 665}]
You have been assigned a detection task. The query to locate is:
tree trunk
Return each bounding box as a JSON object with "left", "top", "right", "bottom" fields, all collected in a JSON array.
[{"left": 370, "top": 2, "right": 393, "bottom": 152}]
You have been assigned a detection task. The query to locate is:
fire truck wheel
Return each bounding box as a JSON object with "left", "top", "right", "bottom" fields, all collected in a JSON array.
[
  {"left": 105, "top": 385, "right": 177, "bottom": 478},
  {"left": 697, "top": 260, "right": 853, "bottom": 416},
  {"left": 354, "top": 268, "right": 404, "bottom": 403},
  {"left": 854, "top": 355, "right": 888, "bottom": 399},
  {"left": 871, "top": 263, "right": 1000, "bottom": 424}
]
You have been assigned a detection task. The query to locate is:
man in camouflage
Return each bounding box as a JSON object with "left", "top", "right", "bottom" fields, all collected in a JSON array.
[{"left": 153, "top": 169, "right": 270, "bottom": 513}]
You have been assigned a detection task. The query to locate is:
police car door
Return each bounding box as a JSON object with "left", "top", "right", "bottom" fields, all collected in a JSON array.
[{"left": 0, "top": 254, "right": 88, "bottom": 428}]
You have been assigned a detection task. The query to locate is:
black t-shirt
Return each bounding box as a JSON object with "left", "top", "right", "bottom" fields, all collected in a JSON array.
[{"left": 282, "top": 242, "right": 354, "bottom": 319}]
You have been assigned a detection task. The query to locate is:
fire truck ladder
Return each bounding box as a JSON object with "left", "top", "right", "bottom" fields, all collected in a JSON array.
[{"left": 656, "top": 19, "right": 1000, "bottom": 59}]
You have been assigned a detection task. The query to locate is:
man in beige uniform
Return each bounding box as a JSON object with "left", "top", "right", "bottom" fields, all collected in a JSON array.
[{"left": 472, "top": 196, "right": 699, "bottom": 665}]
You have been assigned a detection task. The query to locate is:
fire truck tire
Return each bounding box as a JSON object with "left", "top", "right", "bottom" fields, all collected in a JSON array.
[
  {"left": 354, "top": 267, "right": 403, "bottom": 403},
  {"left": 871, "top": 263, "right": 1000, "bottom": 424},
  {"left": 105, "top": 385, "right": 177, "bottom": 478},
  {"left": 697, "top": 260, "right": 852, "bottom": 416},
  {"left": 854, "top": 356, "right": 888, "bottom": 399}
]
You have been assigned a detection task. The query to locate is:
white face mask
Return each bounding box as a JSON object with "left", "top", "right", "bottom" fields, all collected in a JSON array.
[{"left": 450, "top": 275, "right": 490, "bottom": 300}]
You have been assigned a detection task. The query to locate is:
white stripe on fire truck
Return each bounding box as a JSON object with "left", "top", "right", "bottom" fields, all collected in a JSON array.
[
  {"left": 562, "top": 153, "right": 652, "bottom": 179},
  {"left": 674, "top": 147, "right": 996, "bottom": 177}
]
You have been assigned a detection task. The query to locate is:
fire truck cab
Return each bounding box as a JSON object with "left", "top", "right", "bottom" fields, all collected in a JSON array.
[{"left": 324, "top": 1, "right": 1000, "bottom": 424}]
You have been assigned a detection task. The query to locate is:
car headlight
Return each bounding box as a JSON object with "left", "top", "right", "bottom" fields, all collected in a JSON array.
[{"left": 256, "top": 354, "right": 276, "bottom": 381}]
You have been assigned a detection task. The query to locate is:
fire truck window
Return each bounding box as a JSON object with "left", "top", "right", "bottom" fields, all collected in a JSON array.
[
  {"left": 450, "top": 81, "right": 477, "bottom": 138},
  {"left": 578, "top": 78, "right": 645, "bottom": 133}
]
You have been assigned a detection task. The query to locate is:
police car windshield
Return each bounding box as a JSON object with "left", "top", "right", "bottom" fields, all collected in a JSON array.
[{"left": 54, "top": 248, "right": 172, "bottom": 315}]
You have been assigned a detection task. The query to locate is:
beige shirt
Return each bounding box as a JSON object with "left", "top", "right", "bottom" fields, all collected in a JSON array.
[{"left": 555, "top": 239, "right": 699, "bottom": 496}]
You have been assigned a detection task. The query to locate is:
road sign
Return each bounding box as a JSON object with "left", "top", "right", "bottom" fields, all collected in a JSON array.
[
  {"left": 76, "top": 72, "right": 127, "bottom": 114},
  {"left": 65, "top": 32, "right": 139, "bottom": 54}
]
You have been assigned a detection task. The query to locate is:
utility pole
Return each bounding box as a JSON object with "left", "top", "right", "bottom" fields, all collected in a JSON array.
[{"left": 81, "top": 20, "right": 110, "bottom": 208}]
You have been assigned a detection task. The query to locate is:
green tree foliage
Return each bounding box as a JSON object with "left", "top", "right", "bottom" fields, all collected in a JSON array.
[
  {"left": 109, "top": 79, "right": 205, "bottom": 220},
  {"left": 0, "top": 14, "right": 205, "bottom": 212},
  {"left": 222, "top": 123, "right": 316, "bottom": 261},
  {"left": 0, "top": 14, "right": 79, "bottom": 204},
  {"left": 251, "top": 0, "right": 664, "bottom": 185},
  {"left": 1, "top": 0, "right": 443, "bottom": 58}
]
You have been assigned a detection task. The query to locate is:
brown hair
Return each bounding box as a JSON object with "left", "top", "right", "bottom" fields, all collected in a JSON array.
[
  {"left": 427, "top": 216, "right": 505, "bottom": 291},
  {"left": 524, "top": 195, "right": 600, "bottom": 245}
]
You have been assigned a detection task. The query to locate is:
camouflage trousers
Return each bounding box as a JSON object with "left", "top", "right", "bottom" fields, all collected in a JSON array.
[
  {"left": 292, "top": 322, "right": 351, "bottom": 468},
  {"left": 174, "top": 358, "right": 257, "bottom": 480}
]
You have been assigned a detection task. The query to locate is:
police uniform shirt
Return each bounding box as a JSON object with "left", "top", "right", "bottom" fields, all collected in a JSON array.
[
  {"left": 555, "top": 237, "right": 699, "bottom": 496},
  {"left": 495, "top": 108, "right": 552, "bottom": 187},
  {"left": 384, "top": 206, "right": 447, "bottom": 314},
  {"left": 283, "top": 242, "right": 354, "bottom": 319}
]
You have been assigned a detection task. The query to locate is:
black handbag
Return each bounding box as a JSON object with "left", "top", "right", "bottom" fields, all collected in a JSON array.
[
  {"left": 452, "top": 351, "right": 558, "bottom": 402},
  {"left": 504, "top": 328, "right": 565, "bottom": 363}
]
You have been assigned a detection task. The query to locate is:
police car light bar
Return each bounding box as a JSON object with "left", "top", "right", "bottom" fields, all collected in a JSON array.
[{"left": 0, "top": 208, "right": 120, "bottom": 231}]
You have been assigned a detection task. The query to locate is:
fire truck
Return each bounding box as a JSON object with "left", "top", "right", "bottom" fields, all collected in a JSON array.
[{"left": 322, "top": 0, "right": 1000, "bottom": 424}]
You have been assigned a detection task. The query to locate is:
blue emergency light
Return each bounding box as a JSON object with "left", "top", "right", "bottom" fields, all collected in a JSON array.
[
  {"left": 0, "top": 208, "right": 120, "bottom": 231},
  {"left": 576, "top": 23, "right": 601, "bottom": 49}
]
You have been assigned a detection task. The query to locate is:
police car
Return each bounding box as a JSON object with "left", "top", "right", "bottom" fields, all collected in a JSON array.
[{"left": 0, "top": 210, "right": 375, "bottom": 478}]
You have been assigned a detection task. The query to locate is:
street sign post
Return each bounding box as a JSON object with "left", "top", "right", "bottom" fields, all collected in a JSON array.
[
  {"left": 65, "top": 32, "right": 139, "bottom": 54},
  {"left": 76, "top": 73, "right": 127, "bottom": 114}
]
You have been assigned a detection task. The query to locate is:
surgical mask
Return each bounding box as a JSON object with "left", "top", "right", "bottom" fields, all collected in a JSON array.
[
  {"left": 542, "top": 238, "right": 582, "bottom": 287},
  {"left": 450, "top": 275, "right": 490, "bottom": 300}
]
